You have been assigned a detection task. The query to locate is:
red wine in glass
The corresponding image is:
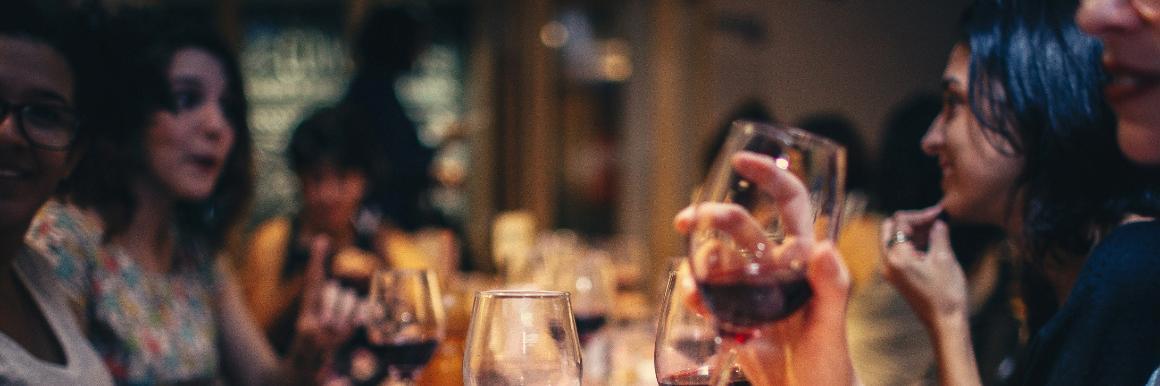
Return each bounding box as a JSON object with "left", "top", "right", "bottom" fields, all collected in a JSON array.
[
  {"left": 659, "top": 368, "right": 752, "bottom": 386},
  {"left": 574, "top": 313, "right": 608, "bottom": 343},
  {"left": 366, "top": 339, "right": 440, "bottom": 379},
  {"left": 696, "top": 270, "right": 811, "bottom": 340}
]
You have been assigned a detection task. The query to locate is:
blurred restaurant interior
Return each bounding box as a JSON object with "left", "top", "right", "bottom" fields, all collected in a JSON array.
[
  {"left": 117, "top": 0, "right": 972, "bottom": 276},
  {"left": 47, "top": 0, "right": 977, "bottom": 383}
]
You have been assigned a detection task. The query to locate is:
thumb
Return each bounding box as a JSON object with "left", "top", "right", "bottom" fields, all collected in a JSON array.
[{"left": 807, "top": 242, "right": 850, "bottom": 313}]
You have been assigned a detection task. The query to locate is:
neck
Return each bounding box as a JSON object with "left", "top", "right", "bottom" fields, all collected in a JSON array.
[{"left": 118, "top": 179, "right": 176, "bottom": 272}]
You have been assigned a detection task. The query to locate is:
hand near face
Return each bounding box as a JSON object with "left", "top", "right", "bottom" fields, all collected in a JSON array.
[
  {"left": 674, "top": 151, "right": 856, "bottom": 386},
  {"left": 880, "top": 206, "right": 969, "bottom": 330},
  {"left": 295, "top": 236, "right": 361, "bottom": 355}
]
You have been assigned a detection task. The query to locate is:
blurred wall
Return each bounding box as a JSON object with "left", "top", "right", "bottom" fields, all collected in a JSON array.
[{"left": 707, "top": 0, "right": 969, "bottom": 161}]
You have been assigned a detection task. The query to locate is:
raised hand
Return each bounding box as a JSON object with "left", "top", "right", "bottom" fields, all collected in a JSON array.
[
  {"left": 294, "top": 236, "right": 361, "bottom": 361},
  {"left": 880, "top": 205, "right": 967, "bottom": 329},
  {"left": 880, "top": 206, "right": 980, "bottom": 386},
  {"left": 675, "top": 151, "right": 856, "bottom": 386}
]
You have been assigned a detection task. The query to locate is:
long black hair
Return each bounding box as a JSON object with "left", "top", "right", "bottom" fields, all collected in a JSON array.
[
  {"left": 63, "top": 8, "right": 253, "bottom": 262},
  {"left": 960, "top": 0, "right": 1160, "bottom": 325}
]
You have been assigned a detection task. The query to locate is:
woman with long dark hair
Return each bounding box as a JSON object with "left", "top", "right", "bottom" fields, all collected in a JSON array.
[
  {"left": 883, "top": 0, "right": 1160, "bottom": 384},
  {"left": 26, "top": 9, "right": 357, "bottom": 385}
]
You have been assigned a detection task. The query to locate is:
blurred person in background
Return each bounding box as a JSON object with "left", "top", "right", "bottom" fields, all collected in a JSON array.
[
  {"left": 883, "top": 0, "right": 1160, "bottom": 384},
  {"left": 26, "top": 8, "right": 358, "bottom": 385},
  {"left": 0, "top": 2, "right": 111, "bottom": 384},
  {"left": 242, "top": 104, "right": 433, "bottom": 385},
  {"left": 342, "top": 5, "right": 441, "bottom": 233}
]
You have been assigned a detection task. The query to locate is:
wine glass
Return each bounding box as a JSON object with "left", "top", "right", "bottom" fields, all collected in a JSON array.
[
  {"left": 655, "top": 258, "right": 750, "bottom": 386},
  {"left": 463, "top": 290, "right": 583, "bottom": 385},
  {"left": 688, "top": 120, "right": 845, "bottom": 385},
  {"left": 558, "top": 248, "right": 615, "bottom": 345},
  {"left": 365, "top": 269, "right": 446, "bottom": 386}
]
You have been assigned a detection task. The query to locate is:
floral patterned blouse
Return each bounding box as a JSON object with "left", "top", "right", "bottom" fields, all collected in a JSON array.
[{"left": 26, "top": 200, "right": 220, "bottom": 385}]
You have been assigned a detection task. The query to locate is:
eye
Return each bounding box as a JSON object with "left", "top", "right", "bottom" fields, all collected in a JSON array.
[
  {"left": 171, "top": 89, "right": 204, "bottom": 112},
  {"left": 940, "top": 92, "right": 964, "bottom": 119},
  {"left": 23, "top": 104, "right": 75, "bottom": 129}
]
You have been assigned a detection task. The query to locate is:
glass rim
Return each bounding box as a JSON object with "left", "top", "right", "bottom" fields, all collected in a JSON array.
[
  {"left": 730, "top": 119, "right": 845, "bottom": 152},
  {"left": 476, "top": 290, "right": 570, "bottom": 299}
]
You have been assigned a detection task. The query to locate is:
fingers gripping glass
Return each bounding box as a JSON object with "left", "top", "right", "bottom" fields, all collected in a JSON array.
[
  {"left": 689, "top": 120, "right": 845, "bottom": 386},
  {"left": 0, "top": 100, "right": 79, "bottom": 150}
]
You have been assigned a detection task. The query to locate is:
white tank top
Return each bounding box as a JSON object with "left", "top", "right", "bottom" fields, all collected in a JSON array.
[{"left": 0, "top": 247, "right": 112, "bottom": 386}]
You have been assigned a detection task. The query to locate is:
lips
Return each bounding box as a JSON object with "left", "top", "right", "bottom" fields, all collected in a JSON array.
[
  {"left": 1103, "top": 61, "right": 1160, "bottom": 104},
  {"left": 187, "top": 154, "right": 222, "bottom": 173},
  {"left": 0, "top": 156, "right": 33, "bottom": 179}
]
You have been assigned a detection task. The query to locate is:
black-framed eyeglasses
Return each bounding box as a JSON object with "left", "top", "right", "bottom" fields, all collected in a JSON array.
[{"left": 0, "top": 99, "right": 79, "bottom": 151}]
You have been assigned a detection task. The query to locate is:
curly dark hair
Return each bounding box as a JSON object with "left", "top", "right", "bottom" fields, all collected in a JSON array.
[
  {"left": 287, "top": 104, "right": 384, "bottom": 178},
  {"left": 958, "top": 0, "right": 1160, "bottom": 286},
  {"left": 62, "top": 8, "right": 253, "bottom": 259}
]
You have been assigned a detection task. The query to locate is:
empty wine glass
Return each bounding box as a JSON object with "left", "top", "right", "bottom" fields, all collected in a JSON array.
[
  {"left": 463, "top": 290, "right": 583, "bottom": 386},
  {"left": 365, "top": 269, "right": 446, "bottom": 386},
  {"left": 655, "top": 258, "right": 750, "bottom": 386},
  {"left": 688, "top": 120, "right": 845, "bottom": 385}
]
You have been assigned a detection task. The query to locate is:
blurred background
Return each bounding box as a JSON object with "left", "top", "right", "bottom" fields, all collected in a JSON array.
[{"left": 75, "top": 0, "right": 969, "bottom": 289}]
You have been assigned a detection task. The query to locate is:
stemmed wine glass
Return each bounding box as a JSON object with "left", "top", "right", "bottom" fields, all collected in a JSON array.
[
  {"left": 365, "top": 269, "right": 446, "bottom": 386},
  {"left": 558, "top": 248, "right": 615, "bottom": 345},
  {"left": 463, "top": 290, "right": 583, "bottom": 385},
  {"left": 655, "top": 258, "right": 750, "bottom": 386},
  {"left": 688, "top": 120, "right": 845, "bottom": 385}
]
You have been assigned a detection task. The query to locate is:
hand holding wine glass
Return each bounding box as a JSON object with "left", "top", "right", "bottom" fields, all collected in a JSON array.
[{"left": 677, "top": 121, "right": 856, "bottom": 386}]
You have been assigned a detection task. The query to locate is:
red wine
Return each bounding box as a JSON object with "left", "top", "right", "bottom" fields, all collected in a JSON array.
[
  {"left": 575, "top": 314, "right": 608, "bottom": 340},
  {"left": 659, "top": 368, "right": 751, "bottom": 386},
  {"left": 696, "top": 277, "right": 811, "bottom": 333},
  {"left": 366, "top": 339, "right": 439, "bottom": 373}
]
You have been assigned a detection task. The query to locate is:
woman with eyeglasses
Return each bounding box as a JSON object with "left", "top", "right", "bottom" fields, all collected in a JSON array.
[
  {"left": 24, "top": 8, "right": 359, "bottom": 385},
  {"left": 0, "top": 2, "right": 113, "bottom": 384}
]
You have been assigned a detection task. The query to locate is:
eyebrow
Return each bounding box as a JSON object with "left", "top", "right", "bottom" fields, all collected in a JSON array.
[
  {"left": 24, "top": 89, "right": 71, "bottom": 106},
  {"left": 170, "top": 76, "right": 204, "bottom": 88}
]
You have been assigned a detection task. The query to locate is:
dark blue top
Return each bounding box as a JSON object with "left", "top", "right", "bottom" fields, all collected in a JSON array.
[{"left": 1019, "top": 220, "right": 1160, "bottom": 385}]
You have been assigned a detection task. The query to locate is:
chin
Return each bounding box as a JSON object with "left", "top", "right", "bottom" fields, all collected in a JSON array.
[
  {"left": 940, "top": 196, "right": 986, "bottom": 225},
  {"left": 1117, "top": 120, "right": 1160, "bottom": 166},
  {"left": 174, "top": 186, "right": 216, "bottom": 201}
]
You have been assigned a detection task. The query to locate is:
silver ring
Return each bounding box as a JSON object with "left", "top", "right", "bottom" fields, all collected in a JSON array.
[{"left": 886, "top": 230, "right": 911, "bottom": 248}]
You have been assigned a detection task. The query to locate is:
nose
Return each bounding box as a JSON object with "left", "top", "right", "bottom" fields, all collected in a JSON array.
[
  {"left": 920, "top": 118, "right": 944, "bottom": 156},
  {"left": 1077, "top": 0, "right": 1145, "bottom": 37},
  {"left": 198, "top": 103, "right": 233, "bottom": 144},
  {"left": 0, "top": 109, "right": 26, "bottom": 146}
]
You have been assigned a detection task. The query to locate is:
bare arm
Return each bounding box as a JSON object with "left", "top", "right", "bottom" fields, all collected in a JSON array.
[
  {"left": 216, "top": 237, "right": 359, "bottom": 385},
  {"left": 881, "top": 208, "right": 981, "bottom": 386}
]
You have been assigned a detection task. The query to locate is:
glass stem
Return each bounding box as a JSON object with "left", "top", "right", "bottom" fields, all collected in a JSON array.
[{"left": 709, "top": 345, "right": 739, "bottom": 386}]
